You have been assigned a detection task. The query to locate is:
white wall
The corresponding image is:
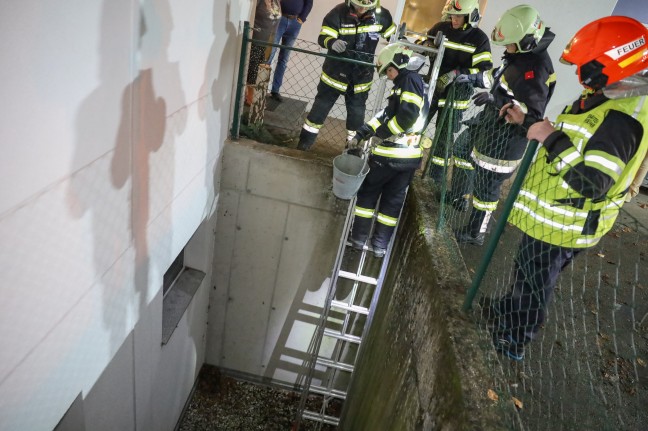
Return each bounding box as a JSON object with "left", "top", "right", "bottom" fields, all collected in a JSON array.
[{"left": 0, "top": 0, "right": 249, "bottom": 430}]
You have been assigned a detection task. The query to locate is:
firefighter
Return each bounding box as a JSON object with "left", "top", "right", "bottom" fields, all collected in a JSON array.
[
  {"left": 454, "top": 5, "right": 556, "bottom": 246},
  {"left": 422, "top": 0, "right": 492, "bottom": 201},
  {"left": 487, "top": 16, "right": 648, "bottom": 360},
  {"left": 296, "top": 0, "right": 395, "bottom": 151},
  {"left": 347, "top": 43, "right": 428, "bottom": 257}
]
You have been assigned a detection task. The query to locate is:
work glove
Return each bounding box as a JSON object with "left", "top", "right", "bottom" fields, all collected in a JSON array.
[
  {"left": 436, "top": 70, "right": 458, "bottom": 93},
  {"left": 331, "top": 39, "right": 347, "bottom": 53},
  {"left": 455, "top": 74, "right": 474, "bottom": 85},
  {"left": 472, "top": 92, "right": 494, "bottom": 106},
  {"left": 346, "top": 137, "right": 361, "bottom": 150}
]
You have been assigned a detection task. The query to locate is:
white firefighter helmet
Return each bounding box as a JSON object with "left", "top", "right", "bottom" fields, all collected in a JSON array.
[{"left": 442, "top": 0, "right": 481, "bottom": 27}]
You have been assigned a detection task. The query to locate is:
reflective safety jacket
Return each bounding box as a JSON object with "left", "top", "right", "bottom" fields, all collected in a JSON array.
[
  {"left": 472, "top": 30, "right": 557, "bottom": 166},
  {"left": 426, "top": 21, "right": 492, "bottom": 109},
  {"left": 357, "top": 69, "right": 428, "bottom": 169},
  {"left": 318, "top": 3, "right": 395, "bottom": 93},
  {"left": 509, "top": 93, "right": 648, "bottom": 248}
]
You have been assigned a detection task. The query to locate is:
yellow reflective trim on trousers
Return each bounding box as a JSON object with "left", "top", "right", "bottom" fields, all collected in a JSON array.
[
  {"left": 387, "top": 117, "right": 404, "bottom": 135},
  {"left": 431, "top": 155, "right": 449, "bottom": 166},
  {"left": 321, "top": 73, "right": 348, "bottom": 92},
  {"left": 401, "top": 91, "right": 424, "bottom": 108},
  {"left": 354, "top": 206, "right": 374, "bottom": 218},
  {"left": 453, "top": 157, "right": 474, "bottom": 169},
  {"left": 443, "top": 40, "right": 476, "bottom": 53},
  {"left": 321, "top": 26, "right": 338, "bottom": 38},
  {"left": 354, "top": 82, "right": 372, "bottom": 93},
  {"left": 368, "top": 118, "right": 381, "bottom": 131},
  {"left": 438, "top": 99, "right": 469, "bottom": 109},
  {"left": 471, "top": 149, "right": 520, "bottom": 173},
  {"left": 473, "top": 197, "right": 497, "bottom": 211},
  {"left": 377, "top": 213, "right": 398, "bottom": 226},
  {"left": 372, "top": 145, "right": 422, "bottom": 158}
]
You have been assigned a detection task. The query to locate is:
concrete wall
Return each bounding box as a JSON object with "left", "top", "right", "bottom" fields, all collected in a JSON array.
[
  {"left": 206, "top": 139, "right": 348, "bottom": 384},
  {"left": 0, "top": 0, "right": 248, "bottom": 429},
  {"left": 341, "top": 180, "right": 517, "bottom": 431}
]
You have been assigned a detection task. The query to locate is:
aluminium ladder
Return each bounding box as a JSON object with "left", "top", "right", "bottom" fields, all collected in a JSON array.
[
  {"left": 293, "top": 27, "right": 446, "bottom": 430},
  {"left": 292, "top": 190, "right": 402, "bottom": 430}
]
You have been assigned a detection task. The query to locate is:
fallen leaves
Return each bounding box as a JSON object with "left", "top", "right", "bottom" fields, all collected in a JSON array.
[{"left": 486, "top": 389, "right": 523, "bottom": 410}]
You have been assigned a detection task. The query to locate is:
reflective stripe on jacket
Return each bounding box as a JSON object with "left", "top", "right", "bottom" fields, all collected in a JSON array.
[
  {"left": 318, "top": 4, "right": 395, "bottom": 91},
  {"left": 509, "top": 95, "right": 648, "bottom": 248}
]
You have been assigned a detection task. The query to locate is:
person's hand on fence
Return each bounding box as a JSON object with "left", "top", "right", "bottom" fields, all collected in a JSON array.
[
  {"left": 436, "top": 70, "right": 458, "bottom": 92},
  {"left": 527, "top": 118, "right": 556, "bottom": 143},
  {"left": 472, "top": 91, "right": 494, "bottom": 106},
  {"left": 331, "top": 39, "right": 347, "bottom": 53},
  {"left": 500, "top": 102, "right": 525, "bottom": 125}
]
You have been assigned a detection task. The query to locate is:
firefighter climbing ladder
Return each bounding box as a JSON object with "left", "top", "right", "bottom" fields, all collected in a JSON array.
[{"left": 293, "top": 26, "right": 446, "bottom": 430}]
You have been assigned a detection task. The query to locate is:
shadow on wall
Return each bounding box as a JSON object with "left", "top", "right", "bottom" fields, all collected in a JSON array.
[
  {"left": 67, "top": 0, "right": 186, "bottom": 354},
  {"left": 262, "top": 206, "right": 346, "bottom": 384},
  {"left": 199, "top": 0, "right": 238, "bottom": 216}
]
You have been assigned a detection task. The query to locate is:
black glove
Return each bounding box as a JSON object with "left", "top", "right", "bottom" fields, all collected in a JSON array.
[
  {"left": 472, "top": 92, "right": 494, "bottom": 106},
  {"left": 455, "top": 74, "right": 474, "bottom": 85},
  {"left": 346, "top": 137, "right": 360, "bottom": 150}
]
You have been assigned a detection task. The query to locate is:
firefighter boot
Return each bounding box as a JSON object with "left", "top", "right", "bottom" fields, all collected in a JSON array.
[
  {"left": 297, "top": 128, "right": 317, "bottom": 151},
  {"left": 454, "top": 208, "right": 487, "bottom": 246}
]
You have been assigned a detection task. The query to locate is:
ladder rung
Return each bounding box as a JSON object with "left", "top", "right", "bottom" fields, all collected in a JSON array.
[
  {"left": 323, "top": 328, "right": 362, "bottom": 344},
  {"left": 316, "top": 357, "right": 355, "bottom": 372},
  {"left": 309, "top": 385, "right": 347, "bottom": 399},
  {"left": 330, "top": 300, "right": 369, "bottom": 315},
  {"left": 338, "top": 270, "right": 378, "bottom": 285},
  {"left": 302, "top": 410, "right": 340, "bottom": 426}
]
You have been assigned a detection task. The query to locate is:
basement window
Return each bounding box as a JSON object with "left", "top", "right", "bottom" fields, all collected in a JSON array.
[{"left": 162, "top": 247, "right": 206, "bottom": 345}]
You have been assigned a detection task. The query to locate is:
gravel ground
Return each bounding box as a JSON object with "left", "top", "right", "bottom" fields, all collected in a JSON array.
[{"left": 178, "top": 365, "right": 337, "bottom": 431}]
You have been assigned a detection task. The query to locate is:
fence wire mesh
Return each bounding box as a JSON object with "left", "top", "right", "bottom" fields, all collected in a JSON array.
[
  {"left": 428, "top": 82, "right": 648, "bottom": 430},
  {"left": 233, "top": 29, "right": 647, "bottom": 430},
  {"left": 238, "top": 36, "right": 390, "bottom": 157}
]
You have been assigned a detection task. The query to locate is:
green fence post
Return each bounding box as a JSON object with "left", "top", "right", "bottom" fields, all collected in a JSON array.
[
  {"left": 230, "top": 21, "right": 250, "bottom": 139},
  {"left": 462, "top": 139, "right": 539, "bottom": 311}
]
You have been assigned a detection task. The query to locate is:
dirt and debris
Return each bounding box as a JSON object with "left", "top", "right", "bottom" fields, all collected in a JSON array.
[{"left": 178, "top": 365, "right": 337, "bottom": 431}]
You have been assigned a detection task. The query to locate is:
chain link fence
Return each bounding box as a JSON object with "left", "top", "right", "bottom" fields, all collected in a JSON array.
[
  {"left": 428, "top": 81, "right": 648, "bottom": 430},
  {"left": 232, "top": 25, "right": 647, "bottom": 430}
]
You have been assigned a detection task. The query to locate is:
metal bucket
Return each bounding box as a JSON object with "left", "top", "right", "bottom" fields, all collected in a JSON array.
[{"left": 332, "top": 153, "right": 370, "bottom": 199}]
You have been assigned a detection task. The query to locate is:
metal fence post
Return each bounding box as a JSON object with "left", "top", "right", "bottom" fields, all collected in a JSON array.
[
  {"left": 230, "top": 21, "right": 250, "bottom": 139},
  {"left": 462, "top": 139, "right": 539, "bottom": 311}
]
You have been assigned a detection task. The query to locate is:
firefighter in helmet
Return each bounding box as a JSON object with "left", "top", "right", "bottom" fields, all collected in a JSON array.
[
  {"left": 454, "top": 5, "right": 556, "bottom": 246},
  {"left": 347, "top": 43, "right": 428, "bottom": 257},
  {"left": 297, "top": 0, "right": 395, "bottom": 151},
  {"left": 486, "top": 16, "right": 648, "bottom": 360},
  {"left": 423, "top": 0, "right": 493, "bottom": 197}
]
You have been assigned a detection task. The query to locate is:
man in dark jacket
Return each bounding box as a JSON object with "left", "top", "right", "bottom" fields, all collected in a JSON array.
[
  {"left": 347, "top": 43, "right": 428, "bottom": 257},
  {"left": 454, "top": 5, "right": 556, "bottom": 246},
  {"left": 266, "top": 0, "right": 313, "bottom": 102},
  {"left": 297, "top": 0, "right": 396, "bottom": 151},
  {"left": 423, "top": 0, "right": 492, "bottom": 196}
]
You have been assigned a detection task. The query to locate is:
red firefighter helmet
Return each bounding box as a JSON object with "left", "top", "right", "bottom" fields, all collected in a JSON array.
[{"left": 561, "top": 16, "right": 648, "bottom": 90}]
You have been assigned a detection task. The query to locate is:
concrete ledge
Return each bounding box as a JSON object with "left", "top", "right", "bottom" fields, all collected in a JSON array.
[{"left": 341, "top": 178, "right": 519, "bottom": 431}]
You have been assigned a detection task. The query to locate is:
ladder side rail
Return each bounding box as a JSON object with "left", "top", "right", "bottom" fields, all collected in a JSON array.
[
  {"left": 294, "top": 195, "right": 358, "bottom": 427},
  {"left": 337, "top": 186, "right": 410, "bottom": 424}
]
